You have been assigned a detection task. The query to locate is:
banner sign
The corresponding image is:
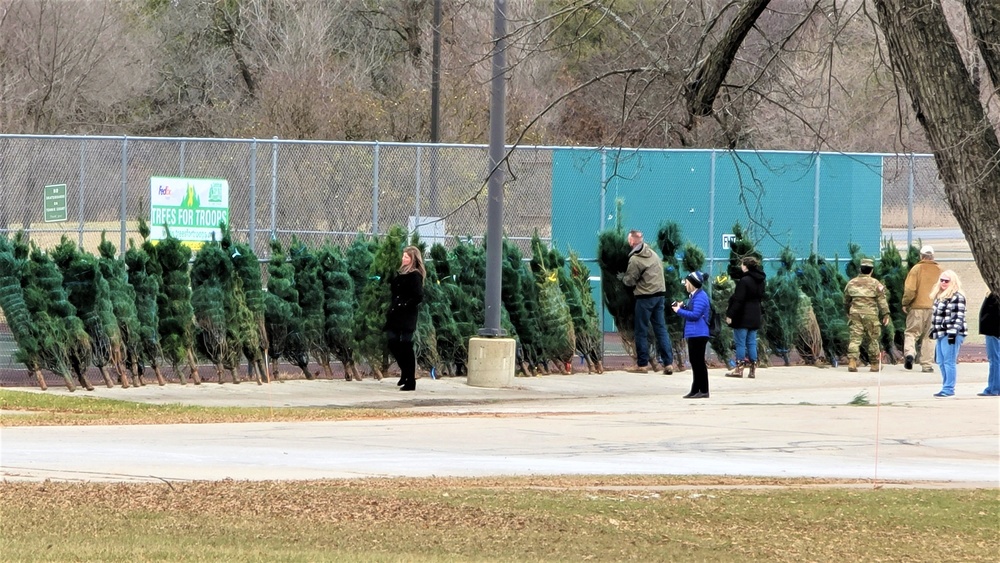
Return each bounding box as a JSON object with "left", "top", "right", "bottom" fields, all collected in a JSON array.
[{"left": 149, "top": 176, "right": 229, "bottom": 244}]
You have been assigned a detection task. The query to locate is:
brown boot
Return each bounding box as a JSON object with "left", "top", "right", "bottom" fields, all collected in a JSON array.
[
  {"left": 625, "top": 364, "right": 650, "bottom": 374},
  {"left": 870, "top": 362, "right": 880, "bottom": 372},
  {"left": 848, "top": 358, "right": 858, "bottom": 372},
  {"left": 725, "top": 361, "right": 744, "bottom": 378},
  {"left": 748, "top": 361, "right": 757, "bottom": 379}
]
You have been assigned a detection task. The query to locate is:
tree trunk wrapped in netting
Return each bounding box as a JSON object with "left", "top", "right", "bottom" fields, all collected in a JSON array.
[
  {"left": 568, "top": 250, "right": 603, "bottom": 374},
  {"left": 123, "top": 217, "right": 166, "bottom": 385},
  {"left": 355, "top": 226, "right": 406, "bottom": 379},
  {"left": 51, "top": 236, "right": 127, "bottom": 388},
  {"left": 290, "top": 236, "right": 329, "bottom": 379},
  {"left": 429, "top": 242, "right": 477, "bottom": 376},
  {"left": 191, "top": 234, "right": 239, "bottom": 383},
  {"left": 97, "top": 232, "right": 145, "bottom": 385},
  {"left": 875, "top": 238, "right": 906, "bottom": 364},
  {"left": 317, "top": 243, "right": 361, "bottom": 381},
  {"left": 501, "top": 240, "right": 542, "bottom": 376},
  {"left": 154, "top": 228, "right": 200, "bottom": 384},
  {"left": 221, "top": 222, "right": 268, "bottom": 383},
  {"left": 530, "top": 233, "right": 575, "bottom": 374},
  {"left": 797, "top": 253, "right": 849, "bottom": 366},
  {"left": 265, "top": 238, "right": 305, "bottom": 380},
  {"left": 795, "top": 291, "right": 824, "bottom": 364},
  {"left": 656, "top": 222, "right": 687, "bottom": 370},
  {"left": 0, "top": 235, "right": 86, "bottom": 391},
  {"left": 597, "top": 213, "right": 638, "bottom": 366}
]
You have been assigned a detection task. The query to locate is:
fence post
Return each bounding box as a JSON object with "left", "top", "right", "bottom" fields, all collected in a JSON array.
[
  {"left": 414, "top": 145, "right": 422, "bottom": 233},
  {"left": 249, "top": 139, "right": 257, "bottom": 250},
  {"left": 813, "top": 152, "right": 821, "bottom": 254},
  {"left": 270, "top": 136, "right": 278, "bottom": 241},
  {"left": 78, "top": 138, "right": 86, "bottom": 248},
  {"left": 907, "top": 153, "right": 915, "bottom": 249},
  {"left": 372, "top": 141, "right": 381, "bottom": 236},
  {"left": 708, "top": 149, "right": 717, "bottom": 276},
  {"left": 600, "top": 148, "right": 607, "bottom": 232},
  {"left": 120, "top": 136, "right": 128, "bottom": 255}
]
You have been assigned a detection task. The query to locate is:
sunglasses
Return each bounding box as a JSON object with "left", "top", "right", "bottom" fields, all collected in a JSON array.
[{"left": 939, "top": 278, "right": 951, "bottom": 283}]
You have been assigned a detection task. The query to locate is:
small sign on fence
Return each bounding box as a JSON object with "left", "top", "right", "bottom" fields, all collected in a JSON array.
[
  {"left": 721, "top": 233, "right": 737, "bottom": 250},
  {"left": 43, "top": 184, "right": 68, "bottom": 223}
]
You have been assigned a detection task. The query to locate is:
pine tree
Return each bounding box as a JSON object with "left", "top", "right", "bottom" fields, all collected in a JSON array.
[
  {"left": 501, "top": 239, "right": 542, "bottom": 375},
  {"left": 530, "top": 232, "right": 575, "bottom": 373},
  {"left": 429, "top": 242, "right": 474, "bottom": 376},
  {"left": 355, "top": 225, "right": 407, "bottom": 379},
  {"left": 343, "top": 234, "right": 376, "bottom": 379},
  {"left": 764, "top": 248, "right": 804, "bottom": 366},
  {"left": 798, "top": 252, "right": 849, "bottom": 365},
  {"left": 190, "top": 233, "right": 238, "bottom": 383},
  {"left": 290, "top": 236, "right": 329, "bottom": 378},
  {"left": 220, "top": 222, "right": 268, "bottom": 383},
  {"left": 51, "top": 236, "right": 127, "bottom": 388},
  {"left": 97, "top": 232, "right": 144, "bottom": 385},
  {"left": 317, "top": 243, "right": 361, "bottom": 381},
  {"left": 0, "top": 235, "right": 87, "bottom": 391},
  {"left": 265, "top": 238, "right": 307, "bottom": 380},
  {"left": 656, "top": 222, "right": 688, "bottom": 370},
  {"left": 875, "top": 238, "right": 906, "bottom": 364},
  {"left": 123, "top": 217, "right": 167, "bottom": 385},
  {"left": 408, "top": 234, "right": 441, "bottom": 376},
  {"left": 154, "top": 228, "right": 200, "bottom": 384},
  {"left": 568, "top": 250, "right": 604, "bottom": 373}
]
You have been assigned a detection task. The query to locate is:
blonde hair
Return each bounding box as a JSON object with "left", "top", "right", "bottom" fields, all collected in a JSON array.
[
  {"left": 400, "top": 246, "right": 426, "bottom": 281},
  {"left": 930, "top": 269, "right": 962, "bottom": 301}
]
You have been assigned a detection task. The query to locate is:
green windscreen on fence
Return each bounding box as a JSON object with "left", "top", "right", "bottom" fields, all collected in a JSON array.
[{"left": 552, "top": 148, "right": 883, "bottom": 328}]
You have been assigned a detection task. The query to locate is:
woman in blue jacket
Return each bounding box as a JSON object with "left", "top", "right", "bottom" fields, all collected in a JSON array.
[{"left": 672, "top": 271, "right": 711, "bottom": 398}]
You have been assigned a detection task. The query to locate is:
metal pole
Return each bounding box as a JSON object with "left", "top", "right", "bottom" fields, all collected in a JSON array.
[
  {"left": 907, "top": 154, "right": 915, "bottom": 250},
  {"left": 414, "top": 146, "right": 422, "bottom": 235},
  {"left": 78, "top": 139, "right": 86, "bottom": 248},
  {"left": 480, "top": 0, "right": 506, "bottom": 337},
  {"left": 270, "top": 137, "right": 278, "bottom": 241},
  {"left": 249, "top": 139, "right": 257, "bottom": 249},
  {"left": 372, "top": 142, "right": 381, "bottom": 236},
  {"left": 813, "top": 153, "right": 821, "bottom": 253},
  {"left": 120, "top": 136, "right": 128, "bottom": 254},
  {"left": 429, "top": 0, "right": 442, "bottom": 217},
  {"left": 708, "top": 149, "right": 716, "bottom": 276},
  {"left": 600, "top": 148, "right": 607, "bottom": 232}
]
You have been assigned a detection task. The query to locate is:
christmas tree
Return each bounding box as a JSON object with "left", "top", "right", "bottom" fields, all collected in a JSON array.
[
  {"left": 220, "top": 222, "right": 268, "bottom": 383},
  {"left": 501, "top": 239, "right": 542, "bottom": 375},
  {"left": 51, "top": 236, "right": 127, "bottom": 388},
  {"left": 596, "top": 210, "right": 639, "bottom": 367},
  {"left": 429, "top": 242, "right": 473, "bottom": 376},
  {"left": 154, "top": 228, "right": 200, "bottom": 384},
  {"left": 355, "top": 226, "right": 407, "bottom": 379},
  {"left": 408, "top": 234, "right": 441, "bottom": 376},
  {"left": 655, "top": 222, "right": 687, "bottom": 370},
  {"left": 265, "top": 238, "right": 307, "bottom": 380},
  {"left": 97, "top": 232, "right": 144, "bottom": 385},
  {"left": 290, "top": 236, "right": 329, "bottom": 378},
  {"left": 875, "top": 238, "right": 905, "bottom": 364},
  {"left": 190, "top": 233, "right": 239, "bottom": 383},
  {"left": 530, "top": 232, "right": 575, "bottom": 373},
  {"left": 123, "top": 217, "right": 167, "bottom": 385},
  {"left": 317, "top": 243, "right": 361, "bottom": 381},
  {"left": 763, "top": 248, "right": 804, "bottom": 366},
  {"left": 568, "top": 250, "right": 604, "bottom": 374}
]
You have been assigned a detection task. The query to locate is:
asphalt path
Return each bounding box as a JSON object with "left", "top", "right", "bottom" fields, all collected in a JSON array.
[{"left": 2, "top": 364, "right": 998, "bottom": 486}]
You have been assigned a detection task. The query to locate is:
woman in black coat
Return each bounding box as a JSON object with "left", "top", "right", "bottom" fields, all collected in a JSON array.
[
  {"left": 384, "top": 246, "right": 425, "bottom": 391},
  {"left": 725, "top": 256, "right": 766, "bottom": 378}
]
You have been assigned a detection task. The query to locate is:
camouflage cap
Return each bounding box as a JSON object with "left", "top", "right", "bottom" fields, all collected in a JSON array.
[{"left": 860, "top": 258, "right": 874, "bottom": 267}]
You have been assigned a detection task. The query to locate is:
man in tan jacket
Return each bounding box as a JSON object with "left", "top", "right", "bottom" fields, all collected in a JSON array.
[{"left": 901, "top": 245, "right": 941, "bottom": 372}]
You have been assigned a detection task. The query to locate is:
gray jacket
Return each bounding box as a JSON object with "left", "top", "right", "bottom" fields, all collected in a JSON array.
[{"left": 622, "top": 243, "right": 666, "bottom": 298}]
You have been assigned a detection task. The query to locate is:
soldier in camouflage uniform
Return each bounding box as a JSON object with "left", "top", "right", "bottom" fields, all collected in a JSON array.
[{"left": 844, "top": 258, "right": 890, "bottom": 372}]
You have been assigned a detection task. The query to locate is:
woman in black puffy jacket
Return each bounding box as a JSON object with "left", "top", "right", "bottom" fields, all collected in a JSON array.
[
  {"left": 384, "top": 246, "right": 425, "bottom": 391},
  {"left": 725, "top": 256, "right": 766, "bottom": 379}
]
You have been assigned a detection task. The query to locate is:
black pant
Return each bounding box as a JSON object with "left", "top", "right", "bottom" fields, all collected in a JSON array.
[
  {"left": 687, "top": 336, "right": 710, "bottom": 394},
  {"left": 386, "top": 331, "right": 416, "bottom": 389}
]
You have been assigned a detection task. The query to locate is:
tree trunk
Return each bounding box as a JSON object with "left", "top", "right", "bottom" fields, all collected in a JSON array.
[
  {"left": 874, "top": 0, "right": 1000, "bottom": 295},
  {"left": 963, "top": 0, "right": 1000, "bottom": 89}
]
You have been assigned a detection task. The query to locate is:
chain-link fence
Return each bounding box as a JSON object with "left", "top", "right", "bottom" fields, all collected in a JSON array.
[{"left": 0, "top": 135, "right": 983, "bottom": 384}]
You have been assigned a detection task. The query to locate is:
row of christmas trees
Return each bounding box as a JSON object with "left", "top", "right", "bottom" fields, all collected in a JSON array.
[
  {"left": 0, "top": 220, "right": 604, "bottom": 391},
  {"left": 596, "top": 213, "right": 919, "bottom": 369}
]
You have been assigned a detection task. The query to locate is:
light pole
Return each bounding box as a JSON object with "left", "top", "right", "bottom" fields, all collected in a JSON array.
[{"left": 480, "top": 0, "right": 506, "bottom": 337}]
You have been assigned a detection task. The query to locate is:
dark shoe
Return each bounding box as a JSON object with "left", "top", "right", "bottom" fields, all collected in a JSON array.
[
  {"left": 932, "top": 392, "right": 953, "bottom": 398},
  {"left": 904, "top": 355, "right": 913, "bottom": 370},
  {"left": 682, "top": 391, "right": 698, "bottom": 398},
  {"left": 400, "top": 385, "right": 415, "bottom": 391},
  {"left": 663, "top": 366, "right": 673, "bottom": 375},
  {"left": 748, "top": 361, "right": 757, "bottom": 379},
  {"left": 688, "top": 392, "right": 710, "bottom": 399},
  {"left": 397, "top": 378, "right": 405, "bottom": 386},
  {"left": 625, "top": 364, "right": 650, "bottom": 374},
  {"left": 977, "top": 392, "right": 999, "bottom": 396}
]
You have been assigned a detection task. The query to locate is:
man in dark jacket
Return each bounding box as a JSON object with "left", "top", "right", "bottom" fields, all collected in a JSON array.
[
  {"left": 978, "top": 292, "right": 999, "bottom": 396},
  {"left": 621, "top": 229, "right": 673, "bottom": 374},
  {"left": 724, "top": 256, "right": 766, "bottom": 378}
]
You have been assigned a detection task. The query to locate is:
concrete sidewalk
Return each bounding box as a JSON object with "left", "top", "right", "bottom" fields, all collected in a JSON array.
[{"left": 2, "top": 364, "right": 998, "bottom": 485}]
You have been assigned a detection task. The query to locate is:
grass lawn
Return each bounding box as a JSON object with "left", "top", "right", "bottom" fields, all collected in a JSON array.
[{"left": 2, "top": 478, "right": 997, "bottom": 562}]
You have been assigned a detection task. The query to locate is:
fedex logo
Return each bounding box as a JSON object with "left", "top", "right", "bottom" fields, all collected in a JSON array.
[{"left": 158, "top": 185, "right": 172, "bottom": 196}]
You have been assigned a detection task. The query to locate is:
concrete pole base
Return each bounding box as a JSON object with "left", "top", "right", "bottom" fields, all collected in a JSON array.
[{"left": 466, "top": 337, "right": 516, "bottom": 388}]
